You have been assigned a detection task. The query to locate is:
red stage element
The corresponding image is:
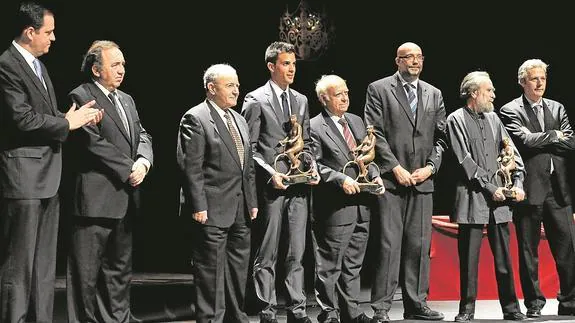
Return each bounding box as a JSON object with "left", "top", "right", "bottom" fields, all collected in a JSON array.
[{"left": 429, "top": 215, "right": 559, "bottom": 300}]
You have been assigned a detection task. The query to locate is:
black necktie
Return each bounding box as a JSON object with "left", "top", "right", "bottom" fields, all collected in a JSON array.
[
  {"left": 108, "top": 92, "right": 130, "bottom": 135},
  {"left": 224, "top": 111, "right": 244, "bottom": 168},
  {"left": 281, "top": 91, "right": 290, "bottom": 122}
]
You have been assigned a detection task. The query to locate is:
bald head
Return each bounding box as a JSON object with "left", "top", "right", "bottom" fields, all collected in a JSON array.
[{"left": 397, "top": 42, "right": 421, "bottom": 57}]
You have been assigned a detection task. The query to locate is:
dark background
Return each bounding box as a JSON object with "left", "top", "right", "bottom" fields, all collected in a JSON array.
[{"left": 0, "top": 0, "right": 571, "bottom": 275}]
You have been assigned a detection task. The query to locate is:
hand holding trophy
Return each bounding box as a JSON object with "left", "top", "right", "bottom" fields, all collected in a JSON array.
[
  {"left": 343, "top": 125, "right": 385, "bottom": 194},
  {"left": 496, "top": 137, "right": 517, "bottom": 199},
  {"left": 274, "top": 114, "right": 318, "bottom": 185}
]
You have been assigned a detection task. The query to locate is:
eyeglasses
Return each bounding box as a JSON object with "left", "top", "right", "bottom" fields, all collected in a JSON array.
[{"left": 398, "top": 54, "right": 425, "bottom": 62}]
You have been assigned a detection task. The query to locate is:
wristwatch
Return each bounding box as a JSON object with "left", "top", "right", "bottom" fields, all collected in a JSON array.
[{"left": 427, "top": 163, "right": 436, "bottom": 175}]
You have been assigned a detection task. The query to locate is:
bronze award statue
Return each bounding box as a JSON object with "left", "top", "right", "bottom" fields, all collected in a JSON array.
[
  {"left": 274, "top": 114, "right": 318, "bottom": 185},
  {"left": 496, "top": 137, "right": 517, "bottom": 199},
  {"left": 343, "top": 125, "right": 385, "bottom": 194}
]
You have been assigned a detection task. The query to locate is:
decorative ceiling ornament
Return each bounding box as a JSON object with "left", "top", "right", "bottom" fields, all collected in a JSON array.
[{"left": 279, "top": 0, "right": 334, "bottom": 61}]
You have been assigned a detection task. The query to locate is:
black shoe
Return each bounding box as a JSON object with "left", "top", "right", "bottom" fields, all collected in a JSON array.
[
  {"left": 558, "top": 304, "right": 575, "bottom": 315},
  {"left": 371, "top": 310, "right": 390, "bottom": 323},
  {"left": 526, "top": 306, "right": 542, "bottom": 318},
  {"left": 454, "top": 312, "right": 474, "bottom": 322},
  {"left": 404, "top": 306, "right": 445, "bottom": 320},
  {"left": 350, "top": 313, "right": 371, "bottom": 323},
  {"left": 502, "top": 312, "right": 527, "bottom": 321}
]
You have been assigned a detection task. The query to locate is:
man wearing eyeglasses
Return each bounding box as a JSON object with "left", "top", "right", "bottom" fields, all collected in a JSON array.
[{"left": 364, "top": 42, "right": 447, "bottom": 322}]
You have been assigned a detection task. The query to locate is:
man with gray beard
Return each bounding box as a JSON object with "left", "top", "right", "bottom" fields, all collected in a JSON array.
[{"left": 446, "top": 71, "right": 527, "bottom": 322}]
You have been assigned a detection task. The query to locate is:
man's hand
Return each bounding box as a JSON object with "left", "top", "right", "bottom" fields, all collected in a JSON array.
[
  {"left": 342, "top": 176, "right": 360, "bottom": 195},
  {"left": 250, "top": 208, "right": 258, "bottom": 220},
  {"left": 556, "top": 130, "right": 565, "bottom": 139},
  {"left": 128, "top": 162, "right": 148, "bottom": 187},
  {"left": 511, "top": 187, "right": 526, "bottom": 202},
  {"left": 271, "top": 172, "right": 289, "bottom": 190},
  {"left": 308, "top": 168, "right": 320, "bottom": 185},
  {"left": 373, "top": 176, "right": 385, "bottom": 194},
  {"left": 193, "top": 210, "right": 208, "bottom": 224},
  {"left": 411, "top": 165, "right": 433, "bottom": 184},
  {"left": 393, "top": 165, "right": 415, "bottom": 187},
  {"left": 66, "top": 100, "right": 103, "bottom": 130},
  {"left": 493, "top": 187, "right": 507, "bottom": 202}
]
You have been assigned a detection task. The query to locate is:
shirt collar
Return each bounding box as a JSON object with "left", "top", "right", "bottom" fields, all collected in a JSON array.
[{"left": 12, "top": 40, "right": 36, "bottom": 68}]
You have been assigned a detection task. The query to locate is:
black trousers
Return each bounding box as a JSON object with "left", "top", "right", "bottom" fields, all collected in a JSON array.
[
  {"left": 457, "top": 221, "right": 521, "bottom": 314},
  {"left": 514, "top": 188, "right": 575, "bottom": 311},
  {"left": 370, "top": 189, "right": 432, "bottom": 313},
  {"left": 0, "top": 196, "right": 59, "bottom": 323},
  {"left": 192, "top": 203, "right": 251, "bottom": 323},
  {"left": 66, "top": 214, "right": 134, "bottom": 323}
]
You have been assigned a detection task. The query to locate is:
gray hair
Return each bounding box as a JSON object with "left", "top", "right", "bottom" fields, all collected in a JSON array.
[
  {"left": 81, "top": 40, "right": 120, "bottom": 78},
  {"left": 203, "top": 64, "right": 237, "bottom": 90},
  {"left": 315, "top": 74, "right": 346, "bottom": 105},
  {"left": 460, "top": 71, "right": 491, "bottom": 99},
  {"left": 517, "top": 59, "right": 547, "bottom": 85}
]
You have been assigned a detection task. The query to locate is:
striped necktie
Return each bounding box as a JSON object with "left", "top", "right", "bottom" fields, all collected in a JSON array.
[
  {"left": 405, "top": 83, "right": 417, "bottom": 116},
  {"left": 224, "top": 110, "right": 244, "bottom": 168},
  {"left": 338, "top": 118, "right": 356, "bottom": 151}
]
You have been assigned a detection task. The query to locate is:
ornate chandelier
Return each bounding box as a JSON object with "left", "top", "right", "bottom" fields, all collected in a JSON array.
[{"left": 279, "top": 0, "right": 334, "bottom": 61}]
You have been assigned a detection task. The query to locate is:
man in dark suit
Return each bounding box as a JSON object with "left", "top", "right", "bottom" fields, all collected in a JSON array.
[
  {"left": 241, "top": 41, "right": 317, "bottom": 323},
  {"left": 0, "top": 2, "right": 102, "bottom": 322},
  {"left": 66, "top": 40, "right": 153, "bottom": 323},
  {"left": 448, "top": 71, "right": 527, "bottom": 322},
  {"left": 499, "top": 59, "right": 575, "bottom": 317},
  {"left": 364, "top": 42, "right": 447, "bottom": 322},
  {"left": 177, "top": 63, "right": 258, "bottom": 323},
  {"left": 310, "top": 74, "right": 381, "bottom": 323}
]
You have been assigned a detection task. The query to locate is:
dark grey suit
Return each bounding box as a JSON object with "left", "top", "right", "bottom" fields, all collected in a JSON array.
[
  {"left": 364, "top": 72, "right": 447, "bottom": 313},
  {"left": 0, "top": 44, "right": 70, "bottom": 323},
  {"left": 241, "top": 81, "right": 312, "bottom": 319},
  {"left": 310, "top": 110, "right": 375, "bottom": 322},
  {"left": 500, "top": 96, "right": 575, "bottom": 313},
  {"left": 178, "top": 101, "right": 257, "bottom": 323},
  {"left": 66, "top": 82, "right": 153, "bottom": 323}
]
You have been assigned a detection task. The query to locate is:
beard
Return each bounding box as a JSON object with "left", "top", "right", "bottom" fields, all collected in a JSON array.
[{"left": 476, "top": 101, "right": 494, "bottom": 113}]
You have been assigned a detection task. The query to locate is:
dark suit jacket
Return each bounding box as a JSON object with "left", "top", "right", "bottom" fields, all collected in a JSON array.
[
  {"left": 241, "top": 81, "right": 312, "bottom": 185},
  {"left": 177, "top": 100, "right": 257, "bottom": 228},
  {"left": 310, "top": 111, "right": 373, "bottom": 226},
  {"left": 499, "top": 96, "right": 575, "bottom": 206},
  {"left": 0, "top": 44, "right": 70, "bottom": 199},
  {"left": 364, "top": 72, "right": 447, "bottom": 192},
  {"left": 68, "top": 82, "right": 153, "bottom": 219}
]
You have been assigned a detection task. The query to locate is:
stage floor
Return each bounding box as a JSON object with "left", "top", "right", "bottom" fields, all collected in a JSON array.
[{"left": 52, "top": 273, "right": 574, "bottom": 322}]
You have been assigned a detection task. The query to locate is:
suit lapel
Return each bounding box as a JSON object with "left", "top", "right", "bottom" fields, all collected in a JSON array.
[
  {"left": 9, "top": 46, "right": 54, "bottom": 111},
  {"left": 322, "top": 111, "right": 352, "bottom": 157},
  {"left": 392, "top": 73, "right": 415, "bottom": 127},
  {"left": 542, "top": 99, "right": 556, "bottom": 131},
  {"left": 521, "top": 96, "right": 543, "bottom": 132},
  {"left": 206, "top": 101, "right": 242, "bottom": 169},
  {"left": 117, "top": 92, "right": 136, "bottom": 147},
  {"left": 86, "top": 83, "right": 131, "bottom": 143},
  {"left": 415, "top": 83, "right": 427, "bottom": 131},
  {"left": 265, "top": 82, "right": 285, "bottom": 128}
]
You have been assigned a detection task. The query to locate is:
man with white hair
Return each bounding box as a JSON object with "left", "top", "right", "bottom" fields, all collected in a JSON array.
[
  {"left": 447, "top": 71, "right": 527, "bottom": 322},
  {"left": 177, "top": 63, "right": 258, "bottom": 323}
]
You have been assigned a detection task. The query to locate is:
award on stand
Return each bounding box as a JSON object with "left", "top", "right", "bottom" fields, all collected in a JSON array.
[
  {"left": 273, "top": 114, "right": 318, "bottom": 185},
  {"left": 342, "top": 125, "right": 385, "bottom": 195},
  {"left": 496, "top": 137, "right": 517, "bottom": 199}
]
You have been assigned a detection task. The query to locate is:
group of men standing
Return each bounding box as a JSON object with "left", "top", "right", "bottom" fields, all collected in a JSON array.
[
  {"left": 2, "top": 2, "right": 575, "bottom": 323},
  {"left": 176, "top": 39, "right": 575, "bottom": 323}
]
